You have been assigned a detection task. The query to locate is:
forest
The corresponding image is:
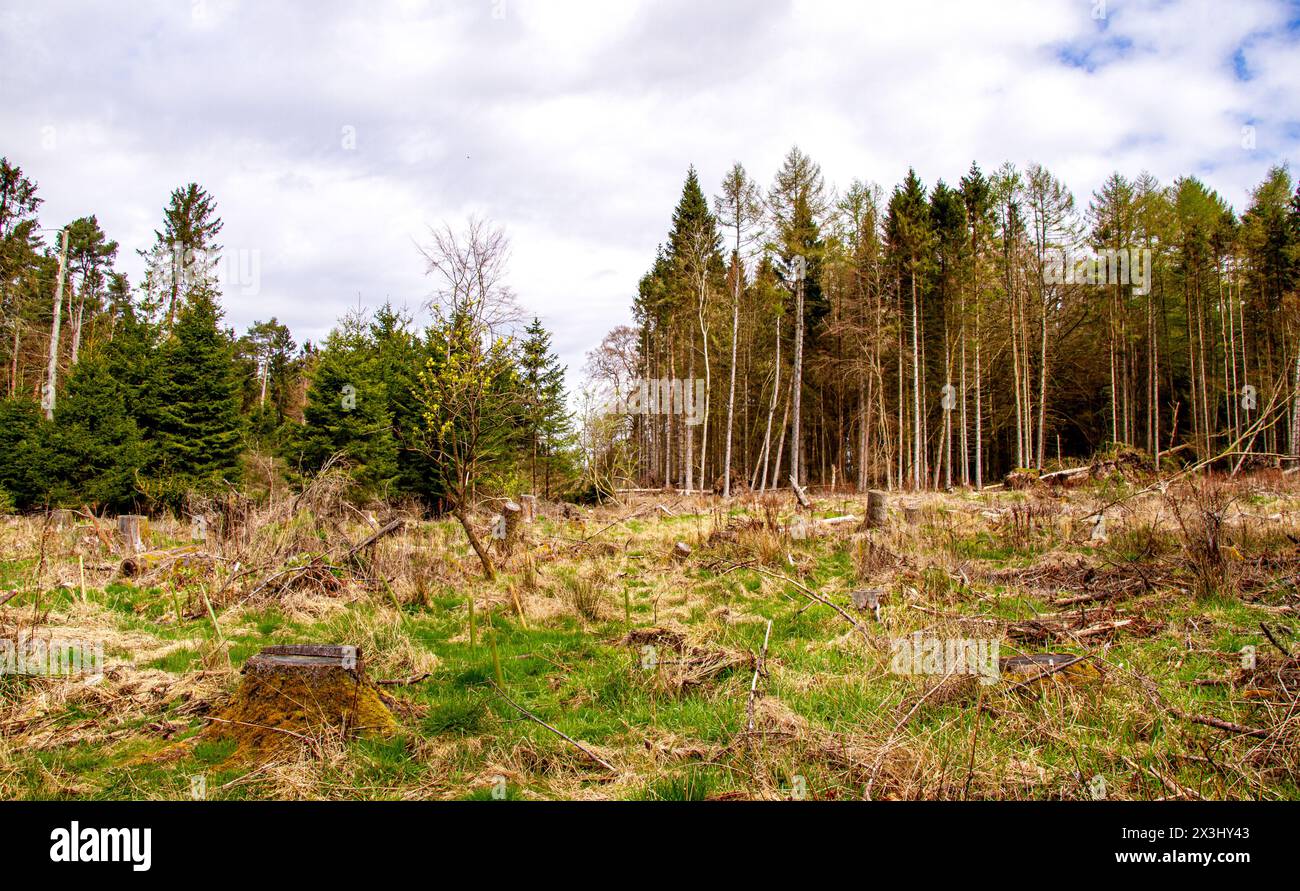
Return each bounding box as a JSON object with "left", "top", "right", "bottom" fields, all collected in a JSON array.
[
  {"left": 583, "top": 148, "right": 1300, "bottom": 496},
  {"left": 0, "top": 158, "right": 576, "bottom": 524},
  {"left": 2, "top": 146, "right": 1300, "bottom": 804}
]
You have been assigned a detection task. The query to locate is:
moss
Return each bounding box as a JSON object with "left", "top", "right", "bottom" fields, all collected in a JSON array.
[{"left": 202, "top": 651, "right": 399, "bottom": 762}]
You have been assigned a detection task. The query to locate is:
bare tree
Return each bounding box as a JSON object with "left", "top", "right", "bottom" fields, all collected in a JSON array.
[
  {"left": 415, "top": 217, "right": 522, "bottom": 580},
  {"left": 714, "top": 162, "right": 763, "bottom": 496}
]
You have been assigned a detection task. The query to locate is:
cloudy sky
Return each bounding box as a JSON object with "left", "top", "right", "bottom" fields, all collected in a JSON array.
[{"left": 2, "top": 0, "right": 1297, "bottom": 391}]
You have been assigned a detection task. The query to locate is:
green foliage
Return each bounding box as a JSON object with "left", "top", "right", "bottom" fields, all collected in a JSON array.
[
  {"left": 518, "top": 316, "right": 577, "bottom": 497},
  {"left": 0, "top": 397, "right": 42, "bottom": 508},
  {"left": 417, "top": 301, "right": 519, "bottom": 505},
  {"left": 150, "top": 292, "right": 244, "bottom": 498},
  {"left": 293, "top": 313, "right": 398, "bottom": 494},
  {"left": 39, "top": 351, "right": 146, "bottom": 510}
]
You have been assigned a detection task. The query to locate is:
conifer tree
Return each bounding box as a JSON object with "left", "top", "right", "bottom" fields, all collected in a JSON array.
[
  {"left": 152, "top": 292, "right": 244, "bottom": 494},
  {"left": 40, "top": 351, "right": 145, "bottom": 510},
  {"left": 518, "top": 316, "right": 574, "bottom": 497},
  {"left": 294, "top": 314, "right": 397, "bottom": 493}
]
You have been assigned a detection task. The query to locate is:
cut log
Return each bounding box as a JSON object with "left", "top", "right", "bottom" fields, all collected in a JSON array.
[
  {"left": 120, "top": 544, "right": 205, "bottom": 577},
  {"left": 116, "top": 514, "right": 148, "bottom": 555},
  {"left": 867, "top": 490, "right": 889, "bottom": 528},
  {"left": 819, "top": 514, "right": 859, "bottom": 527},
  {"left": 850, "top": 588, "right": 882, "bottom": 620},
  {"left": 1040, "top": 465, "right": 1090, "bottom": 484}
]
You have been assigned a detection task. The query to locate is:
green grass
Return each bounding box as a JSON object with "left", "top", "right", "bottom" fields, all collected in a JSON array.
[{"left": 3, "top": 491, "right": 1299, "bottom": 801}]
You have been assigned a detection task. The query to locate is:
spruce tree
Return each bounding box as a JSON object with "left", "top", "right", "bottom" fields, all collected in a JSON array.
[
  {"left": 370, "top": 304, "right": 436, "bottom": 500},
  {"left": 40, "top": 352, "right": 145, "bottom": 510},
  {"left": 518, "top": 316, "right": 574, "bottom": 497},
  {"left": 294, "top": 315, "right": 397, "bottom": 494},
  {"left": 0, "top": 396, "right": 42, "bottom": 508},
  {"left": 152, "top": 292, "right": 244, "bottom": 494}
]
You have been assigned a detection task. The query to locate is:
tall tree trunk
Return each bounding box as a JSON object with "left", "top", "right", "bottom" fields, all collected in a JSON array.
[
  {"left": 723, "top": 256, "right": 740, "bottom": 497},
  {"left": 790, "top": 277, "right": 805, "bottom": 488}
]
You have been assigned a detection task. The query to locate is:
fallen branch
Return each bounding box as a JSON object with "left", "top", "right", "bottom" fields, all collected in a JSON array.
[
  {"left": 375, "top": 672, "right": 432, "bottom": 687},
  {"left": 489, "top": 682, "right": 616, "bottom": 773},
  {"left": 345, "top": 518, "right": 406, "bottom": 560},
  {"left": 741, "top": 566, "right": 872, "bottom": 646},
  {"left": 1173, "top": 710, "right": 1269, "bottom": 739},
  {"left": 1259, "top": 622, "right": 1292, "bottom": 658}
]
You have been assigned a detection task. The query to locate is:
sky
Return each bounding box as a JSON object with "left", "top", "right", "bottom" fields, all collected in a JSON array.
[{"left": 2, "top": 0, "right": 1298, "bottom": 395}]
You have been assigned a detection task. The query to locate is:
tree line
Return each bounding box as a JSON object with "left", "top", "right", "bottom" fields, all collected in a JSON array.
[
  {"left": 0, "top": 156, "right": 576, "bottom": 515},
  {"left": 585, "top": 148, "right": 1300, "bottom": 493}
]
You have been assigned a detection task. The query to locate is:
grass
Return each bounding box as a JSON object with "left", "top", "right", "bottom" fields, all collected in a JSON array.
[{"left": 1, "top": 478, "right": 1298, "bottom": 800}]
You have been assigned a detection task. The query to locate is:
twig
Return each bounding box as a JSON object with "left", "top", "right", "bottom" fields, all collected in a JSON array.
[
  {"left": 1259, "top": 622, "right": 1292, "bottom": 658},
  {"left": 745, "top": 620, "right": 773, "bottom": 733},
  {"left": 375, "top": 673, "right": 432, "bottom": 687},
  {"left": 1172, "top": 709, "right": 1269, "bottom": 739},
  {"left": 489, "top": 682, "right": 616, "bottom": 773},
  {"left": 743, "top": 566, "right": 873, "bottom": 645}
]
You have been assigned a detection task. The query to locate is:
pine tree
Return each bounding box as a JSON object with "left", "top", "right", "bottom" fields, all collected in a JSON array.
[
  {"left": 666, "top": 167, "right": 723, "bottom": 490},
  {"left": 769, "top": 147, "right": 828, "bottom": 488},
  {"left": 138, "top": 183, "right": 224, "bottom": 332},
  {"left": 518, "top": 316, "right": 574, "bottom": 497},
  {"left": 370, "top": 304, "right": 437, "bottom": 500},
  {"left": 152, "top": 292, "right": 244, "bottom": 495},
  {"left": 0, "top": 158, "right": 44, "bottom": 398},
  {"left": 40, "top": 351, "right": 145, "bottom": 510},
  {"left": 294, "top": 314, "right": 397, "bottom": 493},
  {"left": 0, "top": 396, "right": 42, "bottom": 508}
]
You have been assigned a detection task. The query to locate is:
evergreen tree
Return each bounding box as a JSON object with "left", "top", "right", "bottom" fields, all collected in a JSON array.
[
  {"left": 0, "top": 396, "right": 42, "bottom": 508},
  {"left": 138, "top": 183, "right": 224, "bottom": 331},
  {"left": 369, "top": 304, "right": 437, "bottom": 500},
  {"left": 152, "top": 292, "right": 244, "bottom": 495},
  {"left": 39, "top": 352, "right": 145, "bottom": 510},
  {"left": 293, "top": 314, "right": 397, "bottom": 493},
  {"left": 518, "top": 316, "right": 575, "bottom": 497}
]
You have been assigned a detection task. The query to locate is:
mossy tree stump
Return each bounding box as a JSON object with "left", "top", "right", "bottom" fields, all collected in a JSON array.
[{"left": 205, "top": 645, "right": 398, "bottom": 759}]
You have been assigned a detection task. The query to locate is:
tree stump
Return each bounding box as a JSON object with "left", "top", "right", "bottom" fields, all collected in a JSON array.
[
  {"left": 672, "top": 541, "right": 692, "bottom": 562},
  {"left": 867, "top": 490, "right": 889, "bottom": 528},
  {"left": 501, "top": 500, "right": 523, "bottom": 555},
  {"left": 203, "top": 645, "right": 397, "bottom": 760},
  {"left": 116, "top": 515, "right": 148, "bottom": 555},
  {"left": 519, "top": 494, "right": 537, "bottom": 523},
  {"left": 902, "top": 502, "right": 922, "bottom": 526},
  {"left": 48, "top": 509, "right": 74, "bottom": 531}
]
